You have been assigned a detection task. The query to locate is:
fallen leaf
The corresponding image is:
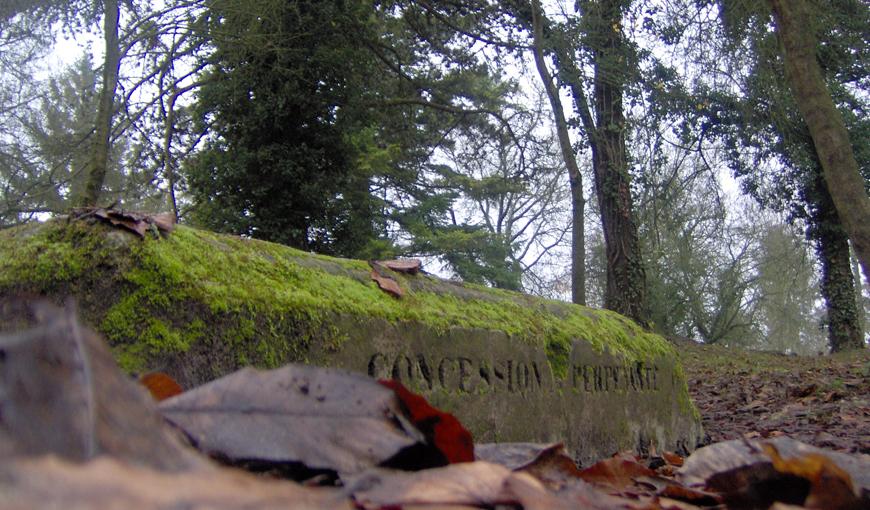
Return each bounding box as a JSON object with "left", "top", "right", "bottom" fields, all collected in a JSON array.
[
  {"left": 656, "top": 482, "right": 721, "bottom": 506},
  {"left": 678, "top": 437, "right": 870, "bottom": 509},
  {"left": 577, "top": 452, "right": 656, "bottom": 490},
  {"left": 678, "top": 437, "right": 870, "bottom": 492},
  {"left": 0, "top": 454, "right": 351, "bottom": 510},
  {"left": 662, "top": 451, "right": 685, "bottom": 467},
  {"left": 150, "top": 212, "right": 177, "bottom": 233},
  {"left": 514, "top": 443, "right": 584, "bottom": 490},
  {"left": 140, "top": 372, "right": 184, "bottom": 401},
  {"left": 370, "top": 269, "right": 404, "bottom": 298},
  {"left": 71, "top": 208, "right": 175, "bottom": 238},
  {"left": 378, "top": 259, "right": 422, "bottom": 274},
  {"left": 345, "top": 462, "right": 516, "bottom": 508},
  {"left": 503, "top": 470, "right": 630, "bottom": 510},
  {"left": 0, "top": 298, "right": 205, "bottom": 471},
  {"left": 762, "top": 442, "right": 860, "bottom": 510},
  {"left": 475, "top": 442, "right": 560, "bottom": 470},
  {"left": 379, "top": 379, "right": 474, "bottom": 464},
  {"left": 159, "top": 364, "right": 436, "bottom": 476}
]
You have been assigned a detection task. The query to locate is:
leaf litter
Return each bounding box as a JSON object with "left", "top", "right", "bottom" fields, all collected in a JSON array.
[{"left": 2, "top": 298, "right": 869, "bottom": 509}]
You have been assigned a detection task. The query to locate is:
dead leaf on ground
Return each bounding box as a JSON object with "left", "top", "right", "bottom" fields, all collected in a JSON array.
[
  {"left": 677, "top": 437, "right": 870, "bottom": 509},
  {"left": 140, "top": 372, "right": 184, "bottom": 401},
  {"left": 577, "top": 451, "right": 657, "bottom": 491},
  {"left": 159, "top": 364, "right": 441, "bottom": 477},
  {"left": 72, "top": 207, "right": 176, "bottom": 238},
  {"left": 762, "top": 442, "right": 862, "bottom": 510},
  {"left": 345, "top": 461, "right": 517, "bottom": 509},
  {"left": 379, "top": 379, "right": 474, "bottom": 464},
  {"left": 0, "top": 454, "right": 352, "bottom": 510},
  {"left": 513, "top": 443, "right": 584, "bottom": 490},
  {"left": 0, "top": 299, "right": 205, "bottom": 471},
  {"left": 378, "top": 259, "right": 422, "bottom": 274},
  {"left": 475, "top": 442, "right": 559, "bottom": 470},
  {"left": 662, "top": 451, "right": 685, "bottom": 467},
  {"left": 369, "top": 261, "right": 404, "bottom": 298}
]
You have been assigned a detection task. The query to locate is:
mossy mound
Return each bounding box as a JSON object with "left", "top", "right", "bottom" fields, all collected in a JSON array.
[
  {"left": 0, "top": 219, "right": 703, "bottom": 461},
  {"left": 0, "top": 219, "right": 670, "bottom": 379}
]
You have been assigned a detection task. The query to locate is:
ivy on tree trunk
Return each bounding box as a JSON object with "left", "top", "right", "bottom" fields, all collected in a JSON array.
[
  {"left": 809, "top": 173, "right": 864, "bottom": 352},
  {"left": 587, "top": 0, "right": 649, "bottom": 325},
  {"left": 768, "top": 0, "right": 870, "bottom": 287}
]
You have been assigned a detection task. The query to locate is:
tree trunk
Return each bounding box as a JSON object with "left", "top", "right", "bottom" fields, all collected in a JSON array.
[
  {"left": 530, "top": 0, "right": 586, "bottom": 305},
  {"left": 587, "top": 0, "right": 648, "bottom": 325},
  {"left": 768, "top": 0, "right": 870, "bottom": 286},
  {"left": 809, "top": 173, "right": 864, "bottom": 351},
  {"left": 79, "top": 0, "right": 121, "bottom": 207}
]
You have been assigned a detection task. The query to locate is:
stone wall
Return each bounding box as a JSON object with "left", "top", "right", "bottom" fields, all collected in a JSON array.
[{"left": 0, "top": 219, "right": 703, "bottom": 464}]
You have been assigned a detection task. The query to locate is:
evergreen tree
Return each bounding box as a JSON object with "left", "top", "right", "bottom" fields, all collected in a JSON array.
[{"left": 185, "top": 0, "right": 512, "bottom": 258}]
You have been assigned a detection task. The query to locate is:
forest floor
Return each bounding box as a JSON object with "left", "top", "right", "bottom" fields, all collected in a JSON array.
[{"left": 676, "top": 338, "right": 870, "bottom": 455}]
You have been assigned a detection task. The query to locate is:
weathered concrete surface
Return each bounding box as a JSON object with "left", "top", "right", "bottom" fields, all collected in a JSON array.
[{"left": 0, "top": 219, "right": 703, "bottom": 464}]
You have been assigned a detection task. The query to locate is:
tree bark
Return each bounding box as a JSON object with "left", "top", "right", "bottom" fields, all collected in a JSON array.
[
  {"left": 530, "top": 0, "right": 586, "bottom": 305},
  {"left": 809, "top": 173, "right": 864, "bottom": 351},
  {"left": 768, "top": 0, "right": 870, "bottom": 286},
  {"left": 79, "top": 0, "right": 121, "bottom": 207},
  {"left": 587, "top": 0, "right": 649, "bottom": 325}
]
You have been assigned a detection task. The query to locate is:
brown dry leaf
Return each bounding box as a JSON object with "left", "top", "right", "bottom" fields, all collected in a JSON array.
[
  {"left": 379, "top": 259, "right": 422, "bottom": 274},
  {"left": 140, "top": 372, "right": 184, "bottom": 401},
  {"left": 655, "top": 496, "right": 712, "bottom": 510},
  {"left": 345, "top": 462, "right": 517, "bottom": 509},
  {"left": 503, "top": 470, "right": 634, "bottom": 510},
  {"left": 72, "top": 207, "right": 176, "bottom": 238},
  {"left": 369, "top": 269, "right": 404, "bottom": 298},
  {"left": 0, "top": 455, "right": 351, "bottom": 510},
  {"left": 662, "top": 451, "right": 685, "bottom": 467},
  {"left": 159, "top": 364, "right": 432, "bottom": 476},
  {"left": 657, "top": 483, "right": 721, "bottom": 506},
  {"left": 150, "top": 212, "right": 177, "bottom": 233},
  {"left": 475, "top": 442, "right": 559, "bottom": 470},
  {"left": 0, "top": 299, "right": 205, "bottom": 471},
  {"left": 678, "top": 437, "right": 870, "bottom": 509},
  {"left": 678, "top": 437, "right": 870, "bottom": 492},
  {"left": 762, "top": 443, "right": 861, "bottom": 510},
  {"left": 514, "top": 443, "right": 584, "bottom": 490},
  {"left": 577, "top": 452, "right": 656, "bottom": 490}
]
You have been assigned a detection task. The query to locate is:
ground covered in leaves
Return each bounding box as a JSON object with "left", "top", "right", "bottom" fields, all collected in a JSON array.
[
  {"left": 3, "top": 298, "right": 869, "bottom": 509},
  {"left": 677, "top": 338, "right": 870, "bottom": 455}
]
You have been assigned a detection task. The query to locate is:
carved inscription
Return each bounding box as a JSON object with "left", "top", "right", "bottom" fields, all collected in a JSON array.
[
  {"left": 367, "top": 352, "right": 663, "bottom": 395},
  {"left": 367, "top": 353, "right": 545, "bottom": 394},
  {"left": 571, "top": 362, "right": 659, "bottom": 392}
]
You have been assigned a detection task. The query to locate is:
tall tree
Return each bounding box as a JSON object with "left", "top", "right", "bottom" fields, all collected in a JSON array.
[
  {"left": 509, "top": 0, "right": 649, "bottom": 324},
  {"left": 79, "top": 0, "right": 120, "bottom": 206},
  {"left": 584, "top": 0, "right": 648, "bottom": 324},
  {"left": 644, "top": 0, "right": 866, "bottom": 351},
  {"left": 807, "top": 171, "right": 864, "bottom": 351},
  {"left": 766, "top": 0, "right": 870, "bottom": 285},
  {"left": 718, "top": 0, "right": 867, "bottom": 352},
  {"left": 185, "top": 0, "right": 512, "bottom": 258},
  {"left": 529, "top": 0, "right": 586, "bottom": 305}
]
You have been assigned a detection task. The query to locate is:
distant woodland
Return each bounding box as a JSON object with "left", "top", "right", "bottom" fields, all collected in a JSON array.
[{"left": 1, "top": 0, "right": 867, "bottom": 353}]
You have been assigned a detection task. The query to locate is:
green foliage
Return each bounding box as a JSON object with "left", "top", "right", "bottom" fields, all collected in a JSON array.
[
  {"left": 184, "top": 0, "right": 514, "bottom": 264},
  {"left": 184, "top": 0, "right": 376, "bottom": 254},
  {"left": 640, "top": 0, "right": 867, "bottom": 352}
]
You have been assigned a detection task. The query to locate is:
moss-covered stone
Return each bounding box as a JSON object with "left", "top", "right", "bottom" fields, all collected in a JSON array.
[{"left": 0, "top": 219, "right": 703, "bottom": 463}]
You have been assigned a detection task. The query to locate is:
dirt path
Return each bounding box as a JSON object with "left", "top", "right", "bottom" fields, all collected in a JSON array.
[{"left": 676, "top": 339, "right": 870, "bottom": 455}]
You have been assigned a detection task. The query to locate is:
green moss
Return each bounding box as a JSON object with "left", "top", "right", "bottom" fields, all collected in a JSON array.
[
  {"left": 1, "top": 221, "right": 678, "bottom": 380},
  {"left": 0, "top": 221, "right": 109, "bottom": 287}
]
